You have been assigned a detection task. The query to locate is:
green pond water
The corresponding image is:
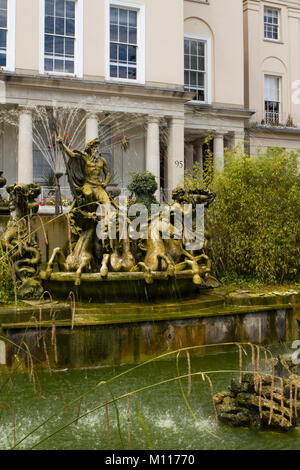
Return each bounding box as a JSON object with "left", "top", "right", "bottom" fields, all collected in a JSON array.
[{"left": 0, "top": 344, "right": 299, "bottom": 450}]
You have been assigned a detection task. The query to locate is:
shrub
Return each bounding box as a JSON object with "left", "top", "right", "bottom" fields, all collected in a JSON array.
[
  {"left": 0, "top": 246, "right": 14, "bottom": 303},
  {"left": 206, "top": 146, "right": 300, "bottom": 283},
  {"left": 128, "top": 171, "right": 158, "bottom": 210}
]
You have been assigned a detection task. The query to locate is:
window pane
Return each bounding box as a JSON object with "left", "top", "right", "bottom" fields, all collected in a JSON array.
[
  {"left": 197, "top": 90, "right": 205, "bottom": 101},
  {"left": 65, "top": 60, "right": 74, "bottom": 73},
  {"left": 0, "top": 0, "right": 6, "bottom": 9},
  {"left": 119, "top": 26, "right": 127, "bottom": 43},
  {"left": 198, "top": 57, "right": 204, "bottom": 71},
  {"left": 110, "top": 7, "right": 118, "bottom": 24},
  {"left": 191, "top": 41, "right": 197, "bottom": 55},
  {"left": 198, "top": 42, "right": 204, "bottom": 56},
  {"left": 0, "top": 29, "right": 6, "bottom": 47},
  {"left": 55, "top": 0, "right": 65, "bottom": 17},
  {"left": 119, "top": 44, "right": 127, "bottom": 63},
  {"left": 0, "top": 52, "right": 5, "bottom": 66},
  {"left": 119, "top": 9, "right": 128, "bottom": 26},
  {"left": 191, "top": 55, "right": 197, "bottom": 70},
  {"left": 119, "top": 66, "right": 127, "bottom": 79},
  {"left": 129, "top": 27, "right": 136, "bottom": 44},
  {"left": 45, "top": 58, "right": 53, "bottom": 71},
  {"left": 55, "top": 17, "right": 64, "bottom": 35},
  {"left": 66, "top": 0, "right": 75, "bottom": 19},
  {"left": 66, "top": 18, "right": 75, "bottom": 36},
  {"left": 110, "top": 24, "right": 118, "bottom": 42},
  {"left": 110, "top": 65, "right": 117, "bottom": 77},
  {"left": 129, "top": 10, "right": 137, "bottom": 27},
  {"left": 0, "top": 9, "right": 7, "bottom": 28},
  {"left": 45, "top": 16, "right": 54, "bottom": 33},
  {"left": 184, "top": 40, "right": 189, "bottom": 54},
  {"left": 128, "top": 45, "right": 136, "bottom": 64},
  {"left": 190, "top": 71, "right": 196, "bottom": 85},
  {"left": 45, "top": 0, "right": 54, "bottom": 16},
  {"left": 184, "top": 54, "right": 189, "bottom": 68},
  {"left": 197, "top": 72, "right": 204, "bottom": 87},
  {"left": 128, "top": 67, "right": 136, "bottom": 79},
  {"left": 65, "top": 37, "right": 74, "bottom": 57},
  {"left": 55, "top": 36, "right": 64, "bottom": 55},
  {"left": 54, "top": 59, "right": 64, "bottom": 71},
  {"left": 45, "top": 35, "right": 53, "bottom": 53},
  {"left": 110, "top": 43, "right": 117, "bottom": 61},
  {"left": 184, "top": 70, "right": 188, "bottom": 85}
]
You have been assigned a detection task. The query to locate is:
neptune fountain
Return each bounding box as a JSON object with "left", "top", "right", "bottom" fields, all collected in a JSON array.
[{"left": 0, "top": 133, "right": 218, "bottom": 301}]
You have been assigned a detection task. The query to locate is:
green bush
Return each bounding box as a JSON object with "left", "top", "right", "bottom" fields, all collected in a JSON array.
[
  {"left": 128, "top": 171, "right": 158, "bottom": 210},
  {"left": 206, "top": 147, "right": 300, "bottom": 283},
  {"left": 183, "top": 145, "right": 300, "bottom": 284},
  {"left": 0, "top": 246, "right": 14, "bottom": 303}
]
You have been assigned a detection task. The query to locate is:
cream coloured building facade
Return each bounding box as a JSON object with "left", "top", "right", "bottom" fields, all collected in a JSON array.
[
  {"left": 0, "top": 0, "right": 298, "bottom": 201},
  {"left": 244, "top": 0, "right": 300, "bottom": 154}
]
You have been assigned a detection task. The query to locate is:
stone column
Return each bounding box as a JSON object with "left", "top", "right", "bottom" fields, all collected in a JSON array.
[
  {"left": 85, "top": 113, "right": 99, "bottom": 141},
  {"left": 232, "top": 131, "right": 245, "bottom": 152},
  {"left": 18, "top": 107, "right": 33, "bottom": 184},
  {"left": 194, "top": 139, "right": 204, "bottom": 171},
  {"left": 184, "top": 143, "right": 194, "bottom": 172},
  {"left": 167, "top": 117, "right": 185, "bottom": 200},
  {"left": 146, "top": 116, "right": 160, "bottom": 200},
  {"left": 214, "top": 132, "right": 225, "bottom": 174}
]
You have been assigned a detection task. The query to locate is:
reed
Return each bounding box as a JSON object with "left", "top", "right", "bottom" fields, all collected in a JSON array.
[
  {"left": 105, "top": 390, "right": 111, "bottom": 445},
  {"left": 205, "top": 374, "right": 218, "bottom": 429},
  {"left": 127, "top": 397, "right": 131, "bottom": 447},
  {"left": 186, "top": 350, "right": 191, "bottom": 397},
  {"left": 268, "top": 361, "right": 275, "bottom": 425}
]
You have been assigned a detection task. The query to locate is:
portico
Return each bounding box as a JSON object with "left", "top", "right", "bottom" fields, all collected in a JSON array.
[{"left": 0, "top": 74, "right": 192, "bottom": 201}]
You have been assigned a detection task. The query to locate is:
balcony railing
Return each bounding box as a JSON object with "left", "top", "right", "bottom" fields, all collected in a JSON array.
[
  {"left": 249, "top": 111, "right": 299, "bottom": 129},
  {"left": 265, "top": 111, "right": 280, "bottom": 126}
]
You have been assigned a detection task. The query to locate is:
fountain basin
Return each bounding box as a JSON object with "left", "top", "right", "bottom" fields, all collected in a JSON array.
[
  {"left": 39, "top": 270, "right": 209, "bottom": 302},
  {"left": 0, "top": 287, "right": 299, "bottom": 371}
]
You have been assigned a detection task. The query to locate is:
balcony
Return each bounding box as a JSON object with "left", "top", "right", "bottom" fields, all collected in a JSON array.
[{"left": 248, "top": 111, "right": 300, "bottom": 131}]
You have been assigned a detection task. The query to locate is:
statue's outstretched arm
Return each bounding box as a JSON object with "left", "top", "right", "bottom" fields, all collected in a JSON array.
[{"left": 56, "top": 137, "right": 81, "bottom": 159}]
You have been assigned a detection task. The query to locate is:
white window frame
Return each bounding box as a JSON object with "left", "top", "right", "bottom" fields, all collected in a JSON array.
[
  {"left": 264, "top": 6, "right": 280, "bottom": 42},
  {"left": 39, "top": 0, "right": 83, "bottom": 78},
  {"left": 1, "top": 0, "right": 16, "bottom": 72},
  {"left": 184, "top": 34, "right": 212, "bottom": 104},
  {"left": 105, "top": 0, "right": 145, "bottom": 85}
]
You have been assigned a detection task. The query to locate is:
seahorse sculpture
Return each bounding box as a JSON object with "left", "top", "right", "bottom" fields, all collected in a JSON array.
[{"left": 0, "top": 183, "right": 44, "bottom": 299}]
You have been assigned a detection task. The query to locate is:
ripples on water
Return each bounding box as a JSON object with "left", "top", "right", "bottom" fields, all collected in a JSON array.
[{"left": 0, "top": 347, "right": 299, "bottom": 450}]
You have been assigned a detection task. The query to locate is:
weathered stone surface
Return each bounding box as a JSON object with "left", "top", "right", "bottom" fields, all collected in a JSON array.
[
  {"left": 261, "top": 411, "right": 293, "bottom": 431},
  {"left": 214, "top": 363, "right": 300, "bottom": 432},
  {"left": 218, "top": 409, "right": 259, "bottom": 428},
  {"left": 213, "top": 390, "right": 235, "bottom": 404},
  {"left": 230, "top": 378, "right": 252, "bottom": 394}
]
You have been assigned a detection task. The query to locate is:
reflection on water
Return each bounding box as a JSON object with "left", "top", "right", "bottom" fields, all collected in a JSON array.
[{"left": 0, "top": 345, "right": 299, "bottom": 450}]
